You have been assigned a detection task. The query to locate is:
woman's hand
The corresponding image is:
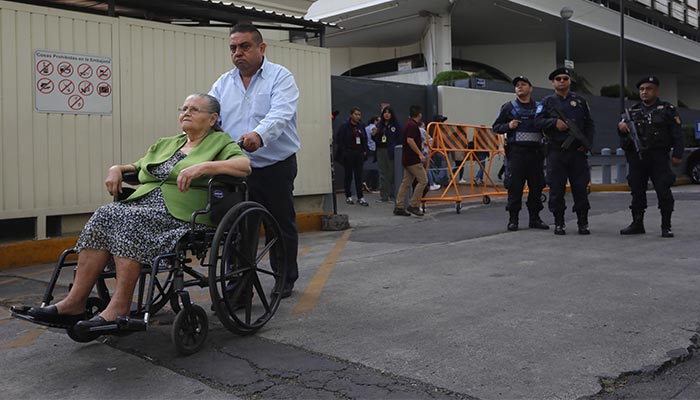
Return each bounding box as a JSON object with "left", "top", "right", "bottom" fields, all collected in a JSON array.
[
  {"left": 105, "top": 166, "right": 123, "bottom": 196},
  {"left": 177, "top": 164, "right": 205, "bottom": 192}
]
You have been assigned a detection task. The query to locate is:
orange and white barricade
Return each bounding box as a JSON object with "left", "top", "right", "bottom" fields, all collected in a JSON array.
[{"left": 422, "top": 122, "right": 506, "bottom": 213}]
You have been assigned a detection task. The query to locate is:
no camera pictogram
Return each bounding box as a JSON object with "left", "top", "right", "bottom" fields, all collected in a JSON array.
[
  {"left": 36, "top": 60, "right": 54, "bottom": 76},
  {"left": 37, "top": 78, "right": 54, "bottom": 94},
  {"left": 59, "top": 79, "right": 75, "bottom": 95},
  {"left": 96, "top": 65, "right": 111, "bottom": 80},
  {"left": 97, "top": 82, "right": 112, "bottom": 97},
  {"left": 58, "top": 62, "right": 73, "bottom": 77},
  {"left": 78, "top": 63, "right": 93, "bottom": 79},
  {"left": 78, "top": 80, "right": 94, "bottom": 96},
  {"left": 68, "top": 95, "right": 84, "bottom": 110}
]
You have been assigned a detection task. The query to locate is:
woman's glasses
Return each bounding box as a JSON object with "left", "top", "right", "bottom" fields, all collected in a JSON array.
[{"left": 178, "top": 106, "right": 212, "bottom": 115}]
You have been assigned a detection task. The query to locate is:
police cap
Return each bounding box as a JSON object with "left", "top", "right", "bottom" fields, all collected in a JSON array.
[
  {"left": 548, "top": 67, "right": 572, "bottom": 81},
  {"left": 635, "top": 75, "right": 660, "bottom": 89},
  {"left": 512, "top": 76, "right": 532, "bottom": 86}
]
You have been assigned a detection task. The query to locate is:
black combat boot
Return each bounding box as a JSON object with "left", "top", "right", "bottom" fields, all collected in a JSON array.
[
  {"left": 554, "top": 212, "right": 565, "bottom": 235},
  {"left": 528, "top": 211, "right": 549, "bottom": 230},
  {"left": 661, "top": 209, "right": 674, "bottom": 238},
  {"left": 620, "top": 209, "right": 645, "bottom": 235},
  {"left": 576, "top": 210, "right": 590, "bottom": 235},
  {"left": 507, "top": 210, "right": 519, "bottom": 231}
]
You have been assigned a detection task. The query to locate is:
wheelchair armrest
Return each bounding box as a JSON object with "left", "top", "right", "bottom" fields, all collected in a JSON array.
[
  {"left": 190, "top": 175, "right": 248, "bottom": 229},
  {"left": 122, "top": 171, "right": 140, "bottom": 185},
  {"left": 113, "top": 171, "right": 140, "bottom": 202}
]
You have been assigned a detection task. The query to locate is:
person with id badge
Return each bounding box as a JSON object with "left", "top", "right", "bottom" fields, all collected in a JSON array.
[{"left": 335, "top": 106, "right": 370, "bottom": 206}]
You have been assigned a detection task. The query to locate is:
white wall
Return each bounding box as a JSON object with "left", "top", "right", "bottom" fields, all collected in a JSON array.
[
  {"left": 372, "top": 69, "right": 432, "bottom": 85},
  {"left": 437, "top": 86, "right": 514, "bottom": 126},
  {"left": 453, "top": 42, "right": 557, "bottom": 88},
  {"left": 329, "top": 43, "right": 421, "bottom": 75}
]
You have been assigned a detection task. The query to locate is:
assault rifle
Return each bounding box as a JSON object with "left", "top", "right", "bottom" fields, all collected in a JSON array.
[
  {"left": 623, "top": 108, "right": 643, "bottom": 160},
  {"left": 552, "top": 108, "right": 592, "bottom": 151}
]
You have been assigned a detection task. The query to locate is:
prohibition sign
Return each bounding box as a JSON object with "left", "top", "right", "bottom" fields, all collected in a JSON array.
[
  {"left": 97, "top": 82, "right": 112, "bottom": 97},
  {"left": 96, "top": 65, "right": 112, "bottom": 80},
  {"left": 68, "top": 95, "right": 84, "bottom": 110},
  {"left": 37, "top": 78, "right": 54, "bottom": 94},
  {"left": 36, "top": 60, "right": 54, "bottom": 76},
  {"left": 77, "top": 63, "right": 93, "bottom": 79},
  {"left": 58, "top": 62, "right": 73, "bottom": 77},
  {"left": 59, "top": 79, "right": 75, "bottom": 95},
  {"left": 78, "top": 80, "right": 94, "bottom": 96}
]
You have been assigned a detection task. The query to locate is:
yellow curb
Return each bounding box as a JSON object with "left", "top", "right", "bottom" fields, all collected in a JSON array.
[
  {"left": 0, "top": 237, "right": 78, "bottom": 271},
  {"left": 0, "top": 212, "right": 331, "bottom": 271}
]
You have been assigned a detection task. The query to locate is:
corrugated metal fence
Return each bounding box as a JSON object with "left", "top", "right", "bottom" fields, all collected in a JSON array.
[{"left": 0, "top": 1, "right": 332, "bottom": 239}]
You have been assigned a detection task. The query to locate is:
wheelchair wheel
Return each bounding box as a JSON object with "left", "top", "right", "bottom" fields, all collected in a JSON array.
[
  {"left": 209, "top": 202, "right": 287, "bottom": 336},
  {"left": 171, "top": 305, "right": 208, "bottom": 356},
  {"left": 66, "top": 296, "right": 107, "bottom": 343}
]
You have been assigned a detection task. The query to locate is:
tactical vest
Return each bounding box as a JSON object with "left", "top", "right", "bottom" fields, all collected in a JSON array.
[
  {"left": 508, "top": 100, "right": 542, "bottom": 146},
  {"left": 629, "top": 104, "right": 672, "bottom": 150}
]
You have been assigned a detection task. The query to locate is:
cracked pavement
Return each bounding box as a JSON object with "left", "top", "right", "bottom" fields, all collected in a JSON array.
[{"left": 1, "top": 186, "right": 700, "bottom": 399}]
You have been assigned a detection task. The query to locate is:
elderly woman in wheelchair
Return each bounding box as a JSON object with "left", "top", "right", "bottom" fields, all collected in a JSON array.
[{"left": 12, "top": 93, "right": 287, "bottom": 354}]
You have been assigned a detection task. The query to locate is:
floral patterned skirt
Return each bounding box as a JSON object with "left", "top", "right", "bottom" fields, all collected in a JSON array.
[{"left": 76, "top": 188, "right": 205, "bottom": 265}]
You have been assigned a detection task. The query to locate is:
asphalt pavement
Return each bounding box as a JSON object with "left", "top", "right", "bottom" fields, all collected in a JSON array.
[{"left": 1, "top": 184, "right": 700, "bottom": 399}]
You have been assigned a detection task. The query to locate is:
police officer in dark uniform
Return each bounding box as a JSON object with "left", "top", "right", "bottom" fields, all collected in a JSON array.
[
  {"left": 617, "top": 76, "right": 683, "bottom": 238},
  {"left": 492, "top": 76, "right": 548, "bottom": 231},
  {"left": 535, "top": 67, "right": 595, "bottom": 235}
]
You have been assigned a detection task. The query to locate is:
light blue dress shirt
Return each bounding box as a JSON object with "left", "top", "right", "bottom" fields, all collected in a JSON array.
[{"left": 210, "top": 57, "right": 300, "bottom": 168}]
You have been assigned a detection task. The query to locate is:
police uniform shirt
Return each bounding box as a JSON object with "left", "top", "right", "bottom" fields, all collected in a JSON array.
[
  {"left": 493, "top": 99, "right": 543, "bottom": 147},
  {"left": 536, "top": 92, "right": 595, "bottom": 146},
  {"left": 627, "top": 98, "right": 684, "bottom": 159}
]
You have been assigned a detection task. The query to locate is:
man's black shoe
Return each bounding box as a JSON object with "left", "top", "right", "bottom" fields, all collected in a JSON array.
[
  {"left": 507, "top": 222, "right": 518, "bottom": 231},
  {"left": 661, "top": 228, "right": 674, "bottom": 238},
  {"left": 578, "top": 224, "right": 590, "bottom": 235},
  {"left": 393, "top": 208, "right": 410, "bottom": 216},
  {"left": 528, "top": 219, "right": 549, "bottom": 230},
  {"left": 273, "top": 283, "right": 294, "bottom": 299},
  {"left": 554, "top": 225, "right": 566, "bottom": 235},
  {"left": 406, "top": 205, "right": 424, "bottom": 216}
]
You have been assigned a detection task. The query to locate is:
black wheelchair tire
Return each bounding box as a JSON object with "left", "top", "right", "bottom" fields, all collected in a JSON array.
[
  {"left": 172, "top": 305, "right": 208, "bottom": 356},
  {"left": 208, "top": 201, "right": 287, "bottom": 336}
]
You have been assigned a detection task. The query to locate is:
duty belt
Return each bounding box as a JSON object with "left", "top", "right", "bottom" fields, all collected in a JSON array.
[{"left": 513, "top": 131, "right": 543, "bottom": 143}]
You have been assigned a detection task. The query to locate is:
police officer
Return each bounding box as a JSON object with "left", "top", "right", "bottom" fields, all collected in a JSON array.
[
  {"left": 535, "top": 67, "right": 595, "bottom": 235},
  {"left": 617, "top": 76, "right": 683, "bottom": 238},
  {"left": 492, "top": 76, "right": 548, "bottom": 231}
]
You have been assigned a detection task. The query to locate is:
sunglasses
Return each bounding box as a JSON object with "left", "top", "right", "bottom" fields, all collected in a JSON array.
[{"left": 554, "top": 76, "right": 570, "bottom": 82}]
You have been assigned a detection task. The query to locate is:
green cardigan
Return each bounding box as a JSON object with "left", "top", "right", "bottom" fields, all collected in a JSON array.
[{"left": 127, "top": 131, "right": 245, "bottom": 226}]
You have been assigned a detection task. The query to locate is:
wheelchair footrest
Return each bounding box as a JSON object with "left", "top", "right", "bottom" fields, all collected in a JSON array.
[
  {"left": 116, "top": 316, "right": 147, "bottom": 332},
  {"left": 11, "top": 309, "right": 79, "bottom": 330}
]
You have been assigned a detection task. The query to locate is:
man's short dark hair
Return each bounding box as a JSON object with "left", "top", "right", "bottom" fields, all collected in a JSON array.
[
  {"left": 350, "top": 106, "right": 361, "bottom": 114},
  {"left": 230, "top": 23, "right": 263, "bottom": 43},
  {"left": 409, "top": 105, "right": 422, "bottom": 118}
]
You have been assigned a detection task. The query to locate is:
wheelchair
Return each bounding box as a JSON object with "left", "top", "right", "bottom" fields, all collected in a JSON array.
[{"left": 12, "top": 172, "right": 287, "bottom": 355}]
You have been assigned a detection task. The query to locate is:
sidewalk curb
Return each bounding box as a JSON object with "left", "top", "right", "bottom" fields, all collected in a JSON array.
[{"left": 0, "top": 211, "right": 331, "bottom": 271}]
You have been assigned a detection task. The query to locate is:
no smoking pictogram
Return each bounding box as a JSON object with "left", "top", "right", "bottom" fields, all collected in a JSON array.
[
  {"left": 68, "top": 95, "right": 84, "bottom": 110},
  {"left": 36, "top": 60, "right": 54, "bottom": 76},
  {"left": 77, "top": 63, "right": 93, "bottom": 79},
  {"left": 96, "top": 65, "right": 111, "bottom": 80},
  {"left": 58, "top": 62, "right": 73, "bottom": 77},
  {"left": 59, "top": 79, "right": 75, "bottom": 95},
  {"left": 97, "top": 82, "right": 112, "bottom": 97},
  {"left": 78, "top": 80, "right": 94, "bottom": 96},
  {"left": 37, "top": 78, "right": 54, "bottom": 94}
]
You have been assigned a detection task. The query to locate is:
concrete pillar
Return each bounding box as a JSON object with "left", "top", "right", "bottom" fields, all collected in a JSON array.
[
  {"left": 616, "top": 148, "right": 627, "bottom": 183},
  {"left": 422, "top": 13, "right": 452, "bottom": 80},
  {"left": 601, "top": 148, "right": 611, "bottom": 184}
]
